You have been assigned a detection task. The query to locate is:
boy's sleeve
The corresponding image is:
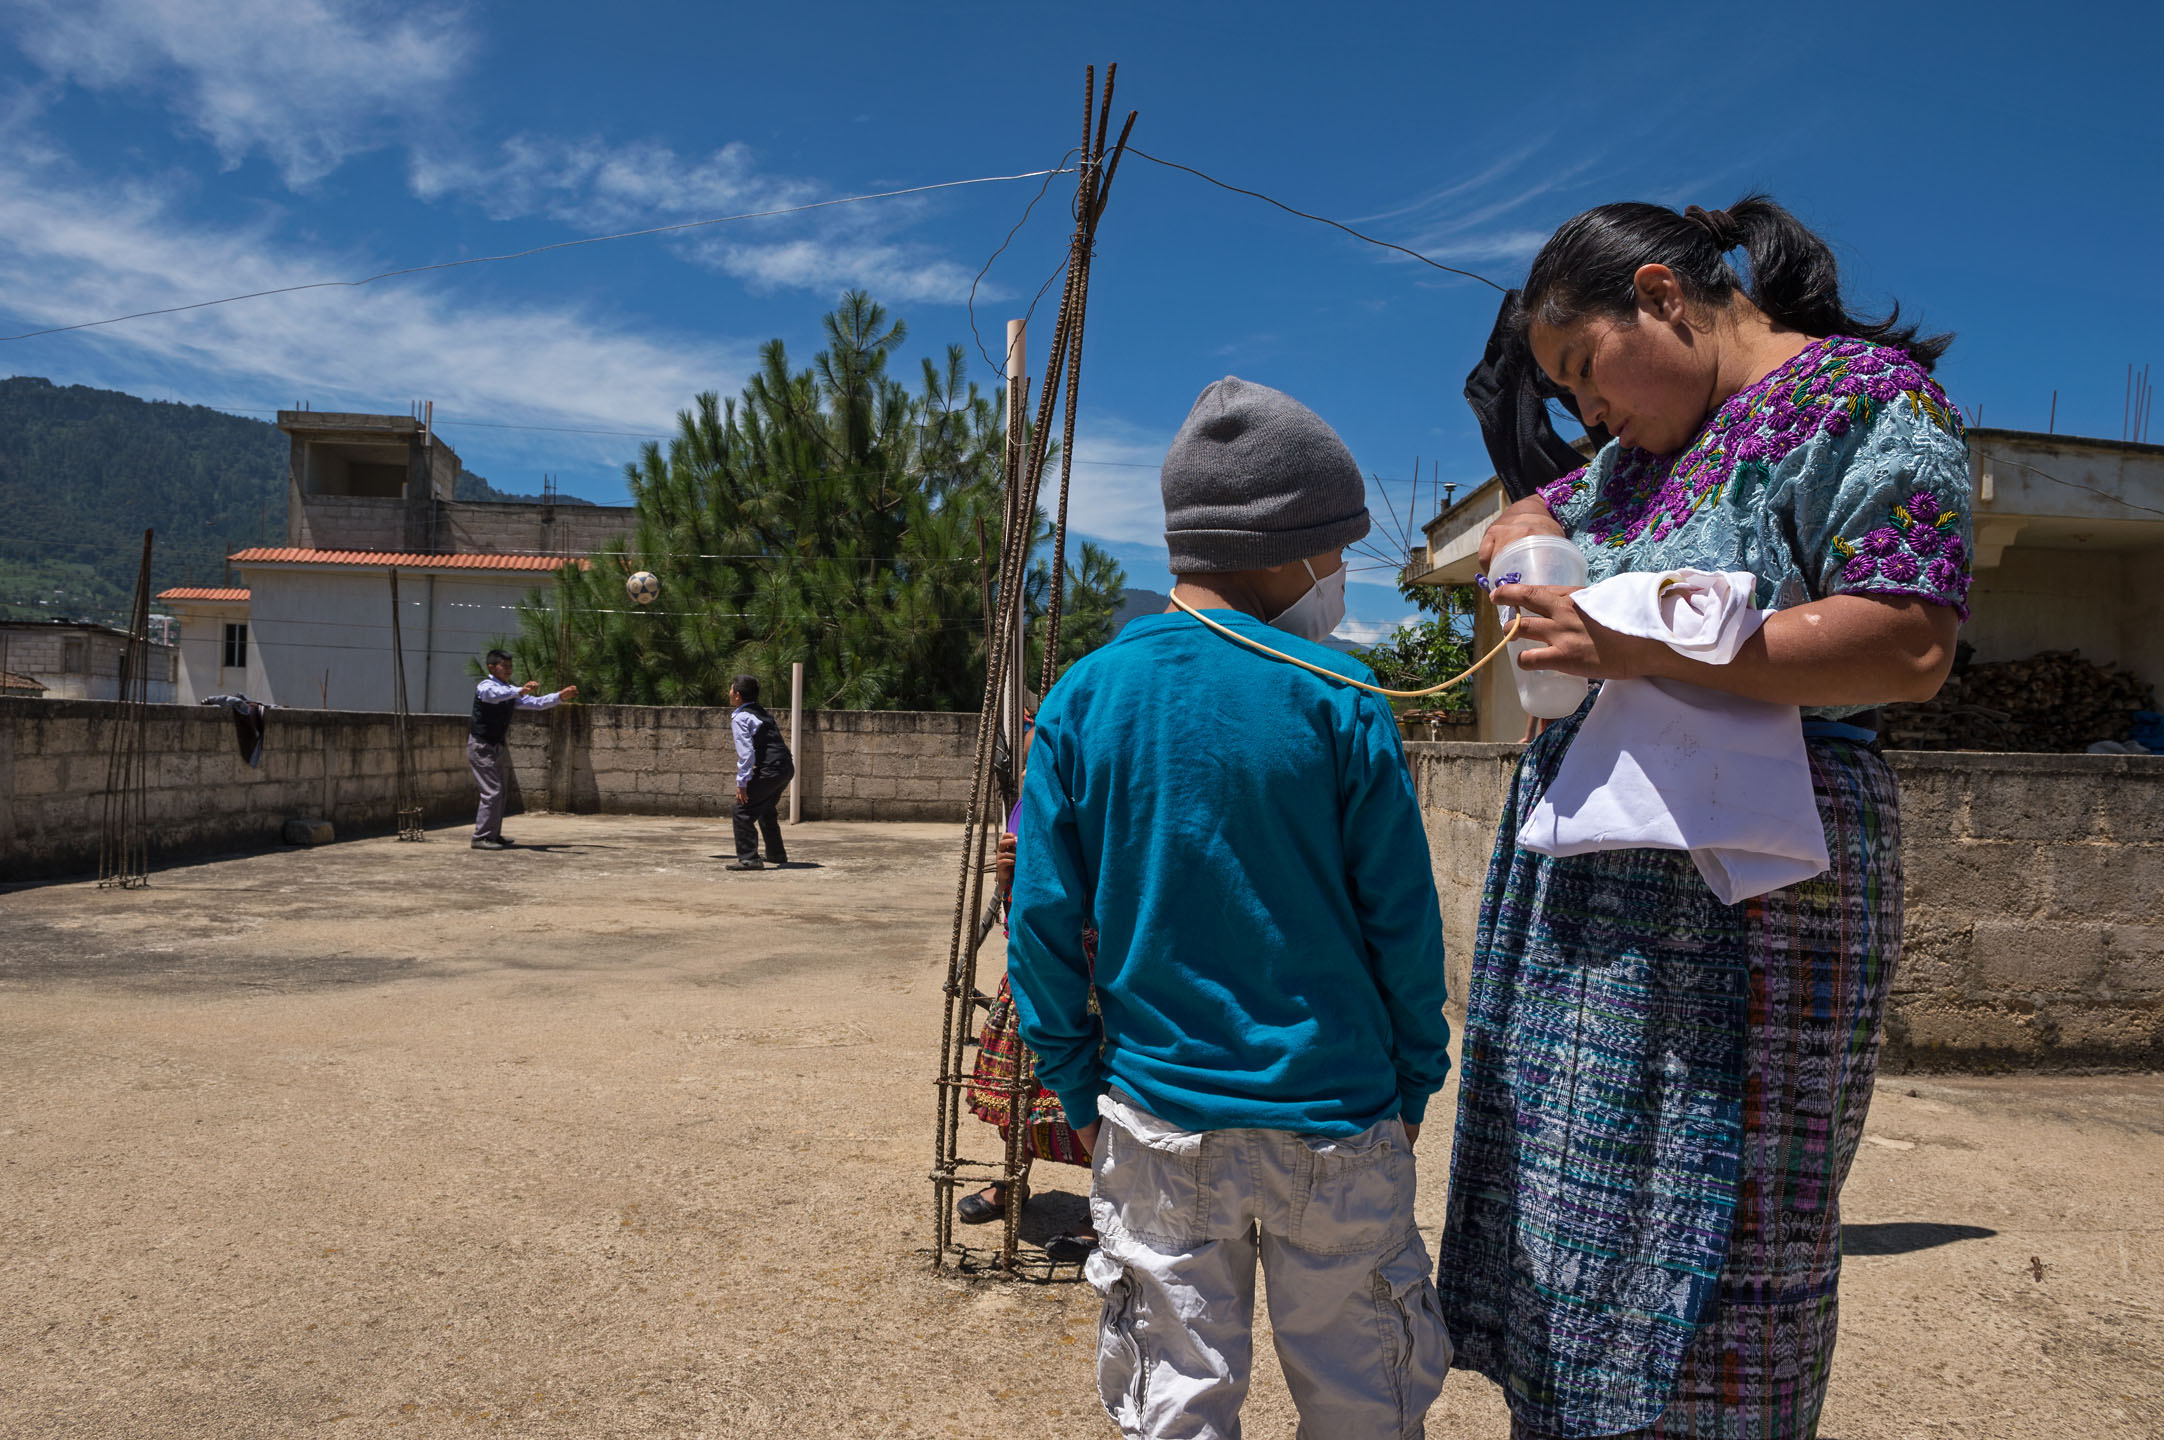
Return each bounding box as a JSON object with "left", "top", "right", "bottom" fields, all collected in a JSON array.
[
  {"left": 732, "top": 711, "right": 755, "bottom": 786},
  {"left": 1004, "top": 710, "right": 1107, "bottom": 1130},
  {"left": 1338, "top": 692, "right": 1452, "bottom": 1123}
]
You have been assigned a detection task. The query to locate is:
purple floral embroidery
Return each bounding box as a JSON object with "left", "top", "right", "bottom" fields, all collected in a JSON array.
[
  {"left": 1577, "top": 336, "right": 1951, "bottom": 550},
  {"left": 1538, "top": 468, "right": 1587, "bottom": 516},
  {"left": 1830, "top": 481, "right": 1971, "bottom": 613}
]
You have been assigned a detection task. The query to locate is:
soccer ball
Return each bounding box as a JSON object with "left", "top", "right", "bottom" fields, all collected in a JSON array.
[{"left": 626, "top": 570, "right": 660, "bottom": 605}]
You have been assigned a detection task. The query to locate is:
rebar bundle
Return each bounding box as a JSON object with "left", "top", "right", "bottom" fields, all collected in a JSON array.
[
  {"left": 97, "top": 529, "right": 154, "bottom": 889},
  {"left": 931, "top": 64, "right": 1134, "bottom": 1274},
  {"left": 387, "top": 568, "right": 426, "bottom": 840}
]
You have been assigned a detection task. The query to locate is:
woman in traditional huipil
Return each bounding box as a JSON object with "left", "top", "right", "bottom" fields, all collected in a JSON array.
[{"left": 1436, "top": 195, "right": 1971, "bottom": 1439}]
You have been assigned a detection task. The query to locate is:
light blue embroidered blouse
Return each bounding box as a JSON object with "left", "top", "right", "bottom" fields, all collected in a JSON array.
[{"left": 1530, "top": 336, "right": 1973, "bottom": 719}]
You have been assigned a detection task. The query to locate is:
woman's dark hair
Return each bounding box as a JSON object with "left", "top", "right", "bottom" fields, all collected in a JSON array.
[
  {"left": 1520, "top": 193, "right": 1951, "bottom": 370},
  {"left": 731, "top": 673, "right": 760, "bottom": 703}
]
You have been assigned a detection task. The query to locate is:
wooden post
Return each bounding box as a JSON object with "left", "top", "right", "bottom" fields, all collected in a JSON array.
[
  {"left": 1002, "top": 319, "right": 1029, "bottom": 778},
  {"left": 788, "top": 660, "right": 804, "bottom": 824}
]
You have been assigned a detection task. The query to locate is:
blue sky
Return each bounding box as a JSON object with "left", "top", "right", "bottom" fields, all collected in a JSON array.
[{"left": 2, "top": 1, "right": 2158, "bottom": 643}]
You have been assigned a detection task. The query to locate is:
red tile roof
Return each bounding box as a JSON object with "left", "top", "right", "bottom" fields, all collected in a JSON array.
[
  {"left": 226, "top": 547, "right": 584, "bottom": 572},
  {"left": 155, "top": 586, "right": 251, "bottom": 602}
]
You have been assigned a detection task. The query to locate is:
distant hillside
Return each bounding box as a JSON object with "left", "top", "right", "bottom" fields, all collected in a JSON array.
[
  {"left": 1112, "top": 587, "right": 1171, "bottom": 631},
  {"left": 456, "top": 468, "right": 596, "bottom": 506},
  {"left": 0, "top": 376, "right": 588, "bottom": 622}
]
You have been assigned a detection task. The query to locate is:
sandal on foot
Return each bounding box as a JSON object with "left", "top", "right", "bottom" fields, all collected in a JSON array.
[
  {"left": 1043, "top": 1231, "right": 1098, "bottom": 1264},
  {"left": 955, "top": 1183, "right": 1026, "bottom": 1224}
]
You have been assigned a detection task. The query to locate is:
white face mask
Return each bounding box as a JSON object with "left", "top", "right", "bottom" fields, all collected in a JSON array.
[{"left": 1268, "top": 558, "right": 1347, "bottom": 643}]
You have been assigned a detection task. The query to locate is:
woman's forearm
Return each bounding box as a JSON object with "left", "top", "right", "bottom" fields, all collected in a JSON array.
[
  {"left": 1476, "top": 495, "right": 1566, "bottom": 572},
  {"left": 1634, "top": 594, "right": 1959, "bottom": 706}
]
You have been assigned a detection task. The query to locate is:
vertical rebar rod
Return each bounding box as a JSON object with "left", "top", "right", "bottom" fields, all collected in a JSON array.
[
  {"left": 388, "top": 568, "right": 424, "bottom": 840},
  {"left": 98, "top": 529, "right": 153, "bottom": 889},
  {"left": 933, "top": 62, "right": 1135, "bottom": 1274}
]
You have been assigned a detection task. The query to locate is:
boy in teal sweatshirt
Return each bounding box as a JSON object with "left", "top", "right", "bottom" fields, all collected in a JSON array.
[{"left": 1008, "top": 376, "right": 1453, "bottom": 1440}]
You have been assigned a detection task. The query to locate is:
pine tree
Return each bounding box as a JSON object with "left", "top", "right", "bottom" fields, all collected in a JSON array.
[{"left": 511, "top": 292, "right": 1125, "bottom": 710}]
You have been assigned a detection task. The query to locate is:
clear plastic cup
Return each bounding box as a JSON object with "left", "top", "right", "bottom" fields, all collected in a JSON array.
[{"left": 1490, "top": 533, "right": 1592, "bottom": 720}]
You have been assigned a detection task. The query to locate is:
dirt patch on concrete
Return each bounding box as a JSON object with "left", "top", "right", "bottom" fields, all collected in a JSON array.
[{"left": 3, "top": 815, "right": 2159, "bottom": 1438}]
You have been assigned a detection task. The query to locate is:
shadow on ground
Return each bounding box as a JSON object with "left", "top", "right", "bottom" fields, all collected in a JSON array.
[{"left": 1841, "top": 1221, "right": 1997, "bottom": 1255}]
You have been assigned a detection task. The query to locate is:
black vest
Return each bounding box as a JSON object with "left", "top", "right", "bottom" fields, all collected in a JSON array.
[
  {"left": 738, "top": 702, "right": 793, "bottom": 780},
  {"left": 471, "top": 690, "right": 516, "bottom": 745}
]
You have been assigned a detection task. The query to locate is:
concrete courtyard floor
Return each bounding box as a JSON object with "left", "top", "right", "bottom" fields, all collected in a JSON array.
[{"left": 2, "top": 813, "right": 2159, "bottom": 1439}]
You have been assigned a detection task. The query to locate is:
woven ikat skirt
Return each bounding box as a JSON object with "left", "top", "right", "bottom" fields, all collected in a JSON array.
[{"left": 1436, "top": 711, "right": 1902, "bottom": 1440}]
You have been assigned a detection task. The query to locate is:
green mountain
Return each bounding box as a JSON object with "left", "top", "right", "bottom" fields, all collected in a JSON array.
[{"left": 0, "top": 376, "right": 588, "bottom": 623}]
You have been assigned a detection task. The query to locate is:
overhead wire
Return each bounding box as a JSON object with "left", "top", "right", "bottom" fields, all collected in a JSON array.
[
  {"left": 1123, "top": 149, "right": 1508, "bottom": 293},
  {"left": 967, "top": 149, "right": 1081, "bottom": 374},
  {"left": 0, "top": 164, "right": 1080, "bottom": 344}
]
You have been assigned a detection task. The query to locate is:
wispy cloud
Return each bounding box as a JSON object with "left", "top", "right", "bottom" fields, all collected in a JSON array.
[
  {"left": 409, "top": 135, "right": 814, "bottom": 230},
  {"left": 9, "top": 0, "right": 994, "bottom": 306},
  {"left": 415, "top": 132, "right": 1004, "bottom": 305},
  {"left": 0, "top": 141, "right": 747, "bottom": 447},
  {"left": 1059, "top": 419, "right": 1174, "bottom": 547},
  {"left": 5, "top": 0, "right": 471, "bottom": 186},
  {"left": 1332, "top": 613, "right": 1414, "bottom": 646},
  {"left": 1350, "top": 139, "right": 1552, "bottom": 226}
]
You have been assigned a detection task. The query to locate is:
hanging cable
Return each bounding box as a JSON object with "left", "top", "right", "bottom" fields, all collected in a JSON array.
[
  {"left": 1168, "top": 590, "right": 1519, "bottom": 699},
  {"left": 0, "top": 165, "right": 1079, "bottom": 343},
  {"left": 1124, "top": 149, "right": 1508, "bottom": 292}
]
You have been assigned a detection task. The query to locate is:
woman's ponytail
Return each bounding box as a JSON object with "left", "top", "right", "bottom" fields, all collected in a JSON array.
[
  {"left": 1725, "top": 195, "right": 1949, "bottom": 368},
  {"left": 1520, "top": 193, "right": 1951, "bottom": 370}
]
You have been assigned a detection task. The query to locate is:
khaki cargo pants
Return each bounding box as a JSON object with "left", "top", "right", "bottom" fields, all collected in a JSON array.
[{"left": 1085, "top": 1091, "right": 1452, "bottom": 1439}]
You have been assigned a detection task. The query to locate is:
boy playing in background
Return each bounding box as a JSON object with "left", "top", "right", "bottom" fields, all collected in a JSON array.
[{"left": 727, "top": 673, "right": 795, "bottom": 871}]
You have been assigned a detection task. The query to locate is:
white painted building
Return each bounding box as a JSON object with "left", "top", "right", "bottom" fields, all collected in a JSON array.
[
  {"left": 161, "top": 552, "right": 571, "bottom": 713},
  {"left": 153, "top": 408, "right": 627, "bottom": 715},
  {"left": 154, "top": 587, "right": 255, "bottom": 704}
]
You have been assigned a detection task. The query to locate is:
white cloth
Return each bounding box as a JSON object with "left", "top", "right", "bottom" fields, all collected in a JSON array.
[
  {"left": 1519, "top": 569, "right": 1830, "bottom": 904},
  {"left": 1085, "top": 1091, "right": 1451, "bottom": 1439}
]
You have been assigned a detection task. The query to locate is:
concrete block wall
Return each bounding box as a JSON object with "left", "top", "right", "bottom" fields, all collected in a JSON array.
[
  {"left": 1, "top": 698, "right": 481, "bottom": 881},
  {"left": 3, "top": 699, "right": 987, "bottom": 880},
  {"left": 503, "top": 705, "right": 981, "bottom": 822},
  {"left": 1404, "top": 741, "right": 2164, "bottom": 1070},
  {"left": 1886, "top": 750, "right": 2164, "bottom": 1069},
  {"left": 1403, "top": 743, "right": 1522, "bottom": 1012}
]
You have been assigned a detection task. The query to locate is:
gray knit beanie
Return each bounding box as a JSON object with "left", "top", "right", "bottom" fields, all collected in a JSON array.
[{"left": 1160, "top": 376, "right": 1371, "bottom": 574}]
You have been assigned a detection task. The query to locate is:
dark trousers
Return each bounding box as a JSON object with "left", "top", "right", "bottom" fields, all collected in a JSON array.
[
  {"left": 468, "top": 738, "right": 509, "bottom": 839},
  {"left": 734, "top": 770, "right": 790, "bottom": 863}
]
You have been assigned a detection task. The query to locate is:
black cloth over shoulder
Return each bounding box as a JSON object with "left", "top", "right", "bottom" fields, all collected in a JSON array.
[{"left": 1463, "top": 289, "right": 1610, "bottom": 503}]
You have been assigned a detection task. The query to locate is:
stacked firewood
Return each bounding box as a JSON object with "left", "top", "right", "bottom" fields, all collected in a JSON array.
[{"left": 1883, "top": 649, "right": 2158, "bottom": 751}]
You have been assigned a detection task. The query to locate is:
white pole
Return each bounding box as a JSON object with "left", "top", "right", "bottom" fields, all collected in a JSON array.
[
  {"left": 1003, "top": 319, "right": 1028, "bottom": 768},
  {"left": 788, "top": 659, "right": 804, "bottom": 824}
]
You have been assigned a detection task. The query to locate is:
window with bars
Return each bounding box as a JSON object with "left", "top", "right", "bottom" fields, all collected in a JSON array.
[{"left": 222, "top": 623, "right": 248, "bottom": 670}]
